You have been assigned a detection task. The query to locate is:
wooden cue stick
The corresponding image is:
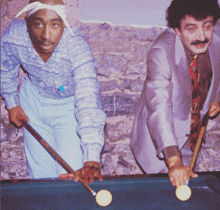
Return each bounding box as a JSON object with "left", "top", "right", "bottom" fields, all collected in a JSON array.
[
  {"left": 186, "top": 111, "right": 210, "bottom": 183},
  {"left": 22, "top": 120, "right": 97, "bottom": 196}
]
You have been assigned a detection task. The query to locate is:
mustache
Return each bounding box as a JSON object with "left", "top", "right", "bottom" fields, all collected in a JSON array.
[
  {"left": 190, "top": 39, "right": 209, "bottom": 46},
  {"left": 37, "top": 40, "right": 54, "bottom": 45},
  {"left": 39, "top": 42, "right": 53, "bottom": 46}
]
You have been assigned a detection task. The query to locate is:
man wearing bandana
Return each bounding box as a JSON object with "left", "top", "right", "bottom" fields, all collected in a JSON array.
[
  {"left": 131, "top": 0, "right": 220, "bottom": 187},
  {"left": 1, "top": 0, "right": 106, "bottom": 183}
]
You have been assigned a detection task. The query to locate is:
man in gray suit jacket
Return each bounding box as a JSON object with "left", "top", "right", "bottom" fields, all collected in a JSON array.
[{"left": 131, "top": 0, "right": 220, "bottom": 187}]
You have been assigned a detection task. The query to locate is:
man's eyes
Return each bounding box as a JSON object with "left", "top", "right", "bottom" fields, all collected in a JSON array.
[
  {"left": 52, "top": 23, "right": 60, "bottom": 28},
  {"left": 32, "top": 22, "right": 60, "bottom": 29},
  {"left": 204, "top": 24, "right": 213, "bottom": 30},
  {"left": 33, "top": 22, "right": 43, "bottom": 28},
  {"left": 186, "top": 24, "right": 213, "bottom": 32},
  {"left": 187, "top": 27, "right": 196, "bottom": 32}
]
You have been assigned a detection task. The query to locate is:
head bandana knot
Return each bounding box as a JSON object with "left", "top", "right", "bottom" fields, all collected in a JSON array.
[{"left": 15, "top": 2, "right": 74, "bottom": 36}]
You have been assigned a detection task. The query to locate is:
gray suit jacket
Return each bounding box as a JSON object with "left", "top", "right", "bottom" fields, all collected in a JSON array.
[{"left": 131, "top": 25, "right": 220, "bottom": 174}]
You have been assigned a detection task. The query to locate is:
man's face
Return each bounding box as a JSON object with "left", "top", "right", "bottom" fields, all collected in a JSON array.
[
  {"left": 26, "top": 9, "right": 65, "bottom": 58},
  {"left": 175, "top": 15, "right": 214, "bottom": 54}
]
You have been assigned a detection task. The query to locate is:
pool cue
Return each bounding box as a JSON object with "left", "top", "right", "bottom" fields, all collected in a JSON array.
[
  {"left": 22, "top": 120, "right": 97, "bottom": 196},
  {"left": 186, "top": 111, "right": 210, "bottom": 184}
]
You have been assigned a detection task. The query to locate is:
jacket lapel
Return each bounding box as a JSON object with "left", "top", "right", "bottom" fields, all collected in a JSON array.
[
  {"left": 201, "top": 32, "right": 220, "bottom": 117},
  {"left": 175, "top": 34, "right": 191, "bottom": 100}
]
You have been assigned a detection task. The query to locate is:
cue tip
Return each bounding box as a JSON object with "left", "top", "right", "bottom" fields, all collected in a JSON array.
[{"left": 91, "top": 190, "right": 97, "bottom": 196}]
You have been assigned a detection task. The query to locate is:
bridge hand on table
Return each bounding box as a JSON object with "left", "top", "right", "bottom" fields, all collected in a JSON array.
[
  {"left": 167, "top": 156, "right": 198, "bottom": 187},
  {"left": 59, "top": 161, "right": 103, "bottom": 184}
]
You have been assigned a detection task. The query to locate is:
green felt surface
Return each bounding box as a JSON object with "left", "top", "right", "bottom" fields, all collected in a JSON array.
[{"left": 1, "top": 174, "right": 220, "bottom": 210}]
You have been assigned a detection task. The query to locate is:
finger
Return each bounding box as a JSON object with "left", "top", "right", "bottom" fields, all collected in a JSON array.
[
  {"left": 182, "top": 167, "right": 189, "bottom": 184},
  {"left": 74, "top": 170, "right": 81, "bottom": 182},
  {"left": 14, "top": 118, "right": 23, "bottom": 127},
  {"left": 18, "top": 113, "right": 29, "bottom": 123},
  {"left": 90, "top": 169, "right": 102, "bottom": 183},
  {"left": 85, "top": 169, "right": 100, "bottom": 184},
  {"left": 88, "top": 173, "right": 95, "bottom": 184},
  {"left": 169, "top": 175, "right": 175, "bottom": 186},
  {"left": 190, "top": 172, "right": 198, "bottom": 179},
  {"left": 82, "top": 171, "right": 90, "bottom": 183},
  {"left": 9, "top": 114, "right": 20, "bottom": 126},
  {"left": 179, "top": 173, "right": 184, "bottom": 186},
  {"left": 86, "top": 169, "right": 95, "bottom": 184},
  {"left": 15, "top": 114, "right": 25, "bottom": 127},
  {"left": 209, "top": 110, "right": 216, "bottom": 117},
  {"left": 94, "top": 169, "right": 101, "bottom": 176},
  {"left": 59, "top": 173, "right": 74, "bottom": 180},
  {"left": 209, "top": 107, "right": 220, "bottom": 117},
  {"left": 174, "top": 175, "right": 180, "bottom": 188},
  {"left": 22, "top": 114, "right": 30, "bottom": 122},
  {"left": 97, "top": 173, "right": 103, "bottom": 182},
  {"left": 183, "top": 173, "right": 188, "bottom": 184}
]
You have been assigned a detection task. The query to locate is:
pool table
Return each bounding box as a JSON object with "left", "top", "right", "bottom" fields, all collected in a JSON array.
[{"left": 1, "top": 172, "right": 220, "bottom": 210}]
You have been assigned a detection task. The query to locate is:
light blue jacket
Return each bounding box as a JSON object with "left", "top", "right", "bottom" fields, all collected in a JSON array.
[
  {"left": 131, "top": 24, "right": 220, "bottom": 174},
  {"left": 1, "top": 19, "right": 106, "bottom": 163}
]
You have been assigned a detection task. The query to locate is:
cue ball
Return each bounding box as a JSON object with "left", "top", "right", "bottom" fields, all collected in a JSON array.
[
  {"left": 175, "top": 185, "right": 192, "bottom": 201},
  {"left": 95, "top": 190, "right": 112, "bottom": 206}
]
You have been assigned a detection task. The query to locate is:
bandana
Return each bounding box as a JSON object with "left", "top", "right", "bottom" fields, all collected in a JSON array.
[{"left": 15, "top": 2, "right": 74, "bottom": 36}]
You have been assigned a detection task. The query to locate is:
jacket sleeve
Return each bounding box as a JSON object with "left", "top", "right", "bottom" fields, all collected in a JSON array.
[
  {"left": 1, "top": 23, "right": 21, "bottom": 109},
  {"left": 70, "top": 34, "right": 106, "bottom": 163},
  {"left": 213, "top": 23, "right": 220, "bottom": 103},
  {"left": 214, "top": 83, "right": 220, "bottom": 103},
  {"left": 145, "top": 47, "right": 178, "bottom": 156}
]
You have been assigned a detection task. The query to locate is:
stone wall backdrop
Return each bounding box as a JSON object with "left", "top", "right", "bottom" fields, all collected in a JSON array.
[{"left": 1, "top": 0, "right": 220, "bottom": 180}]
